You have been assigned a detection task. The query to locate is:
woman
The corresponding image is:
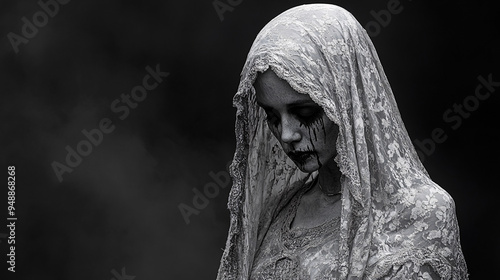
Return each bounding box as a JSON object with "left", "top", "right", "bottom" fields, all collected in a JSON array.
[{"left": 217, "top": 4, "right": 468, "bottom": 279}]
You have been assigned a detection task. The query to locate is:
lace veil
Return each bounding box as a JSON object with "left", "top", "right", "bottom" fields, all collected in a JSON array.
[{"left": 217, "top": 4, "right": 467, "bottom": 279}]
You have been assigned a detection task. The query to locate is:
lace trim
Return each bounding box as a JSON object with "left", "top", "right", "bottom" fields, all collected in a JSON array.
[
  {"left": 251, "top": 181, "right": 341, "bottom": 279},
  {"left": 281, "top": 180, "right": 341, "bottom": 251},
  {"left": 365, "top": 247, "right": 453, "bottom": 280}
]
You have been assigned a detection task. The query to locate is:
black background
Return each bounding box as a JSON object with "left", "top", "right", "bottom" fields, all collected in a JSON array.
[{"left": 0, "top": 0, "right": 498, "bottom": 279}]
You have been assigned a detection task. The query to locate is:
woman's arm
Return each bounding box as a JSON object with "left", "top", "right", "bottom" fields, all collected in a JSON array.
[{"left": 379, "top": 261, "right": 442, "bottom": 280}]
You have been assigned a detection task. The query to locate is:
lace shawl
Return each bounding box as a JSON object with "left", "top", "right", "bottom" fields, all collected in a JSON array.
[{"left": 217, "top": 4, "right": 468, "bottom": 279}]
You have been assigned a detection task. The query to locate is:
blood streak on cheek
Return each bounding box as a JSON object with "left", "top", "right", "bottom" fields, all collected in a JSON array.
[
  {"left": 319, "top": 116, "right": 327, "bottom": 143},
  {"left": 301, "top": 116, "right": 325, "bottom": 169}
]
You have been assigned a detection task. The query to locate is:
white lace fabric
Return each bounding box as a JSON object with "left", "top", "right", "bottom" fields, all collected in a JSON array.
[
  {"left": 217, "top": 4, "right": 468, "bottom": 279},
  {"left": 250, "top": 179, "right": 343, "bottom": 279}
]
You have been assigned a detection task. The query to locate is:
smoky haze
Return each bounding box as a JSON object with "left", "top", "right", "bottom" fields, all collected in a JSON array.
[{"left": 0, "top": 0, "right": 497, "bottom": 279}]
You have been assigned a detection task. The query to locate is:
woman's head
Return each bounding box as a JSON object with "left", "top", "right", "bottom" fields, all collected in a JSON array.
[
  {"left": 234, "top": 3, "right": 430, "bottom": 208},
  {"left": 254, "top": 69, "right": 339, "bottom": 173}
]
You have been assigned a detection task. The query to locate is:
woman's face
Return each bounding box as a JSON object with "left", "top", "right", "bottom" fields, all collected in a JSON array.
[{"left": 254, "top": 69, "right": 339, "bottom": 172}]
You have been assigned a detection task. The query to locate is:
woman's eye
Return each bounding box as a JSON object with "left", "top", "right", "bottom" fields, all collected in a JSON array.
[
  {"left": 264, "top": 109, "right": 278, "bottom": 124},
  {"left": 295, "top": 107, "right": 321, "bottom": 121},
  {"left": 265, "top": 112, "right": 279, "bottom": 124}
]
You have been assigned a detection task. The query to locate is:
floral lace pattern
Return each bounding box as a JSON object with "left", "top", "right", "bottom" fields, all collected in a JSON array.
[
  {"left": 251, "top": 178, "right": 342, "bottom": 280},
  {"left": 217, "top": 4, "right": 468, "bottom": 279}
]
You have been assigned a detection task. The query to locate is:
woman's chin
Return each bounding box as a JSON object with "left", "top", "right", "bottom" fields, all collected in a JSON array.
[{"left": 293, "top": 161, "right": 321, "bottom": 173}]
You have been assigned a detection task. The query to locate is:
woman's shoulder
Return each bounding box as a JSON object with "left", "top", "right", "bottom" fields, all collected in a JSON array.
[
  {"left": 369, "top": 182, "right": 468, "bottom": 279},
  {"left": 392, "top": 180, "right": 457, "bottom": 222},
  {"left": 374, "top": 180, "right": 461, "bottom": 256}
]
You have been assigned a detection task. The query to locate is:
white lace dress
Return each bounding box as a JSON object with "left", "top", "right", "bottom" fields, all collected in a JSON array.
[{"left": 217, "top": 4, "right": 468, "bottom": 279}]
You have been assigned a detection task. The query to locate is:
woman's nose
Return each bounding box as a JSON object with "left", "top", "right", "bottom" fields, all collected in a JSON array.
[{"left": 280, "top": 115, "right": 301, "bottom": 144}]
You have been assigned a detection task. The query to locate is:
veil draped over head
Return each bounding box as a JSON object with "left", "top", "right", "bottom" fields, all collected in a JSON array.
[{"left": 217, "top": 4, "right": 467, "bottom": 280}]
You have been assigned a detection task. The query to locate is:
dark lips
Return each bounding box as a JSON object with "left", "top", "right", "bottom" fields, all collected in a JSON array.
[{"left": 288, "top": 151, "right": 314, "bottom": 163}]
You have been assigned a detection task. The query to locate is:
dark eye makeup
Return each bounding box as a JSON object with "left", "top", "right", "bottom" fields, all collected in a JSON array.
[
  {"left": 262, "top": 105, "right": 323, "bottom": 127},
  {"left": 292, "top": 106, "right": 323, "bottom": 125},
  {"left": 264, "top": 110, "right": 280, "bottom": 125}
]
